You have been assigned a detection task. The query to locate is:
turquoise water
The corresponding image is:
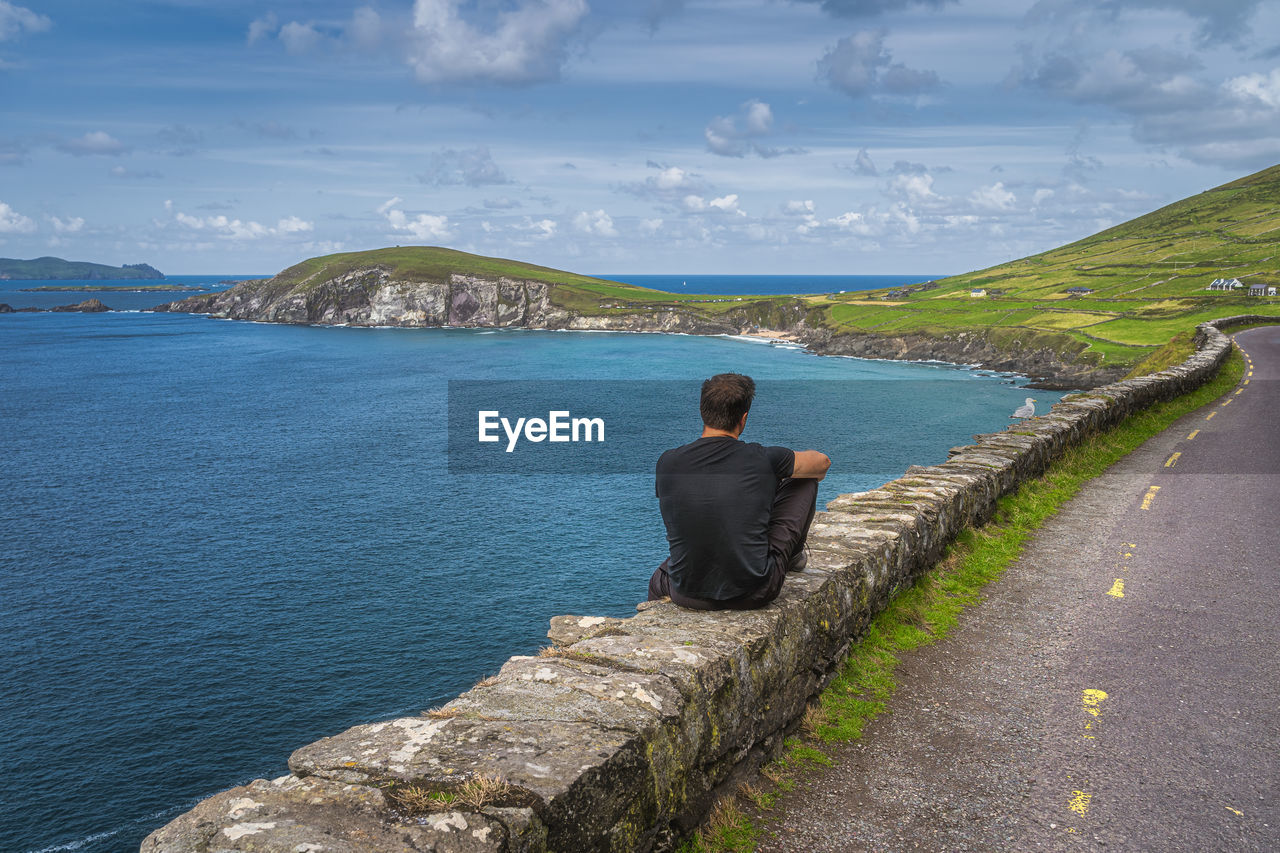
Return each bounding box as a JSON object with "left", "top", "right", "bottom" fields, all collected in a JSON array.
[{"left": 0, "top": 277, "right": 1057, "bottom": 852}]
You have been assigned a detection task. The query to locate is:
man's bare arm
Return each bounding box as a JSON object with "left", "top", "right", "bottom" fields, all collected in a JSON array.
[{"left": 791, "top": 450, "right": 831, "bottom": 480}]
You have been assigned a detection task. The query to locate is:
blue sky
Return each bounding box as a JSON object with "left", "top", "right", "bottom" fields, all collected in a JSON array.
[{"left": 1, "top": 0, "right": 1278, "bottom": 274}]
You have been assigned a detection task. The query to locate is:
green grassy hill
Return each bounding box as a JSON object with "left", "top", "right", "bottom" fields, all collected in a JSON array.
[
  {"left": 810, "top": 163, "right": 1280, "bottom": 369},
  {"left": 265, "top": 245, "right": 784, "bottom": 317}
]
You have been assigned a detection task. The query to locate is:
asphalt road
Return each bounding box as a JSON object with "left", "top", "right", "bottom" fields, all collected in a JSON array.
[{"left": 758, "top": 326, "right": 1279, "bottom": 852}]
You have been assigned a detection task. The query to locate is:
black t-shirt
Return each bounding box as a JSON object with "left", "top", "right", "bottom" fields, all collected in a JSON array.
[{"left": 655, "top": 436, "right": 795, "bottom": 601}]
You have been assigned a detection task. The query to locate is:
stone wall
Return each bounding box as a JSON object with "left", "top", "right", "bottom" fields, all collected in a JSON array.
[{"left": 142, "top": 318, "right": 1255, "bottom": 853}]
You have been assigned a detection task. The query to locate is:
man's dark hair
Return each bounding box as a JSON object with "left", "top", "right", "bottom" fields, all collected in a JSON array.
[{"left": 700, "top": 373, "right": 756, "bottom": 431}]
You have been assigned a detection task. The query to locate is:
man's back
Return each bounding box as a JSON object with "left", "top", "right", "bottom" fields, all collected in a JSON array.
[{"left": 655, "top": 436, "right": 794, "bottom": 601}]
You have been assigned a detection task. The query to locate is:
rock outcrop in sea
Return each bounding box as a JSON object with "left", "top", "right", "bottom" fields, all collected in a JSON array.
[{"left": 50, "top": 298, "right": 110, "bottom": 312}]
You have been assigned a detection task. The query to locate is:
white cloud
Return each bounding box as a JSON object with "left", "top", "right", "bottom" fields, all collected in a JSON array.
[
  {"left": 0, "top": 1, "right": 50, "bottom": 42},
  {"left": 1022, "top": 0, "right": 1262, "bottom": 46},
  {"left": 0, "top": 199, "right": 35, "bottom": 233},
  {"left": 302, "top": 240, "right": 346, "bottom": 255},
  {"left": 418, "top": 146, "right": 512, "bottom": 187},
  {"left": 622, "top": 163, "right": 710, "bottom": 204},
  {"left": 1226, "top": 68, "right": 1280, "bottom": 108},
  {"left": 969, "top": 182, "right": 1016, "bottom": 210},
  {"left": 705, "top": 99, "right": 802, "bottom": 158},
  {"left": 254, "top": 7, "right": 385, "bottom": 54},
  {"left": 276, "top": 216, "right": 313, "bottom": 234},
  {"left": 48, "top": 215, "right": 84, "bottom": 233},
  {"left": 172, "top": 207, "right": 315, "bottom": 241},
  {"left": 827, "top": 202, "right": 921, "bottom": 237},
  {"left": 888, "top": 173, "right": 939, "bottom": 204},
  {"left": 246, "top": 12, "right": 278, "bottom": 45},
  {"left": 279, "top": 21, "right": 325, "bottom": 55},
  {"left": 681, "top": 193, "right": 744, "bottom": 215},
  {"left": 639, "top": 218, "right": 663, "bottom": 233},
  {"left": 656, "top": 166, "right": 692, "bottom": 190},
  {"left": 709, "top": 194, "right": 745, "bottom": 215},
  {"left": 381, "top": 201, "right": 453, "bottom": 241},
  {"left": 573, "top": 209, "right": 618, "bottom": 237},
  {"left": 1019, "top": 45, "right": 1280, "bottom": 167},
  {"left": 57, "top": 131, "right": 128, "bottom": 156},
  {"left": 784, "top": 200, "right": 815, "bottom": 215},
  {"left": 408, "top": 0, "right": 589, "bottom": 85},
  {"left": 828, "top": 210, "right": 875, "bottom": 236},
  {"left": 521, "top": 218, "right": 557, "bottom": 239},
  {"left": 819, "top": 29, "right": 939, "bottom": 98}
]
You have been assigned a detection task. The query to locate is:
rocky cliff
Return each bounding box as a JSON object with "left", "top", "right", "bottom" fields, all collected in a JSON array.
[{"left": 152, "top": 267, "right": 1118, "bottom": 388}]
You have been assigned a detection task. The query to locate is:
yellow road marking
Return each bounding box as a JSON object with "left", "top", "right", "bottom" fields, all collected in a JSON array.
[
  {"left": 1069, "top": 790, "right": 1092, "bottom": 816},
  {"left": 1222, "top": 399, "right": 1232, "bottom": 407},
  {"left": 1244, "top": 379, "right": 1250, "bottom": 386},
  {"left": 1187, "top": 429, "right": 1200, "bottom": 440},
  {"left": 1226, "top": 806, "right": 1244, "bottom": 816},
  {"left": 1235, "top": 388, "right": 1244, "bottom": 396},
  {"left": 1107, "top": 579, "right": 1125, "bottom": 598},
  {"left": 1165, "top": 452, "right": 1181, "bottom": 468},
  {"left": 1141, "top": 485, "right": 1160, "bottom": 510},
  {"left": 1247, "top": 370, "right": 1253, "bottom": 377},
  {"left": 1206, "top": 411, "right": 1217, "bottom": 420}
]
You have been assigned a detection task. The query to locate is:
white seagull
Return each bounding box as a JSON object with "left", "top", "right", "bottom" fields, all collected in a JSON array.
[{"left": 1010, "top": 397, "right": 1037, "bottom": 419}]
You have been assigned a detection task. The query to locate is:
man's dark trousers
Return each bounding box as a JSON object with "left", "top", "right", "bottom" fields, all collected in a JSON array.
[{"left": 648, "top": 477, "right": 819, "bottom": 610}]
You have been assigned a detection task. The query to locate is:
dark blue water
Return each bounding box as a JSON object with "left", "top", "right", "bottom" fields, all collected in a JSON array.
[
  {"left": 600, "top": 274, "right": 941, "bottom": 295},
  {"left": 0, "top": 276, "right": 1053, "bottom": 853}
]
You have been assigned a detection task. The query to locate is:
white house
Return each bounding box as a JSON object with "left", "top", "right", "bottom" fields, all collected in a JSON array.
[
  {"left": 1207, "top": 278, "right": 1244, "bottom": 291},
  {"left": 970, "top": 288, "right": 987, "bottom": 298}
]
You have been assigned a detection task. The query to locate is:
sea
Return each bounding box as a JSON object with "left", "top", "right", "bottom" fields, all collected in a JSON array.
[{"left": 0, "top": 273, "right": 1058, "bottom": 853}]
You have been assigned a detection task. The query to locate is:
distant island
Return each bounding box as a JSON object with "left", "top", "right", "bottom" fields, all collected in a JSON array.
[
  {"left": 0, "top": 256, "right": 164, "bottom": 281},
  {"left": 20, "top": 284, "right": 200, "bottom": 292}
]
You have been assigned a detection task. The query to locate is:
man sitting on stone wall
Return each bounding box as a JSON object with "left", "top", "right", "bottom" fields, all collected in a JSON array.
[{"left": 648, "top": 373, "right": 831, "bottom": 610}]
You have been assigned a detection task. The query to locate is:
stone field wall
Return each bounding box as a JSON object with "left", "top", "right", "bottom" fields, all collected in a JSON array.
[{"left": 143, "top": 317, "right": 1261, "bottom": 853}]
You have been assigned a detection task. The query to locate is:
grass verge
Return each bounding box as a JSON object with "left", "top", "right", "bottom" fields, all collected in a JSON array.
[{"left": 679, "top": 345, "right": 1246, "bottom": 853}]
